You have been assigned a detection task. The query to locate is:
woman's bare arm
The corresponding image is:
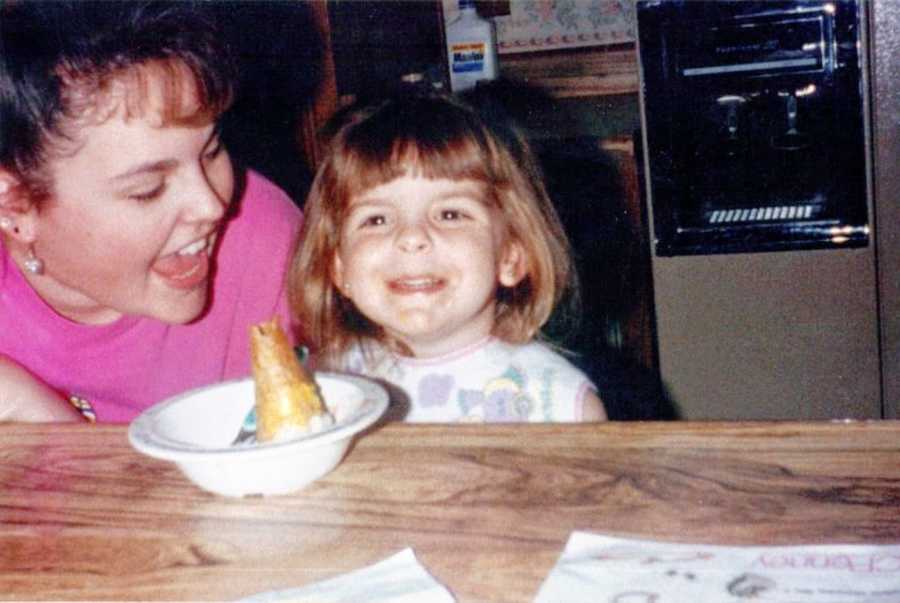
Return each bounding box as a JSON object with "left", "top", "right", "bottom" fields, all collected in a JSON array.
[{"left": 0, "top": 356, "right": 82, "bottom": 422}]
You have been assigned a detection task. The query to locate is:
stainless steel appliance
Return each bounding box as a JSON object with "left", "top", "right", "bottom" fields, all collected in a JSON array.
[{"left": 636, "top": 0, "right": 887, "bottom": 418}]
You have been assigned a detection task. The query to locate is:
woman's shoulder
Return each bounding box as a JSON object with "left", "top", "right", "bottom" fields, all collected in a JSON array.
[
  {"left": 219, "top": 170, "right": 302, "bottom": 260},
  {"left": 241, "top": 169, "right": 303, "bottom": 224},
  {"left": 206, "top": 170, "right": 302, "bottom": 324}
]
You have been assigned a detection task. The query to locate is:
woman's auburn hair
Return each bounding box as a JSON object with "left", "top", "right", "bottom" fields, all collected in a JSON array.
[
  {"left": 289, "top": 94, "right": 575, "bottom": 361},
  {"left": 0, "top": 0, "right": 235, "bottom": 196}
]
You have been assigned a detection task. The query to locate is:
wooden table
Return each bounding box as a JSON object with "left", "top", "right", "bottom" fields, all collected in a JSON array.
[{"left": 2, "top": 421, "right": 900, "bottom": 602}]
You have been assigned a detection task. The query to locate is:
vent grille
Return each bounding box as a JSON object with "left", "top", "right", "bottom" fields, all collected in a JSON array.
[{"left": 708, "top": 205, "right": 817, "bottom": 224}]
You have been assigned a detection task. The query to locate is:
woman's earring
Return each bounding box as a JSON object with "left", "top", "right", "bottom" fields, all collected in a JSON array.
[{"left": 24, "top": 246, "right": 44, "bottom": 275}]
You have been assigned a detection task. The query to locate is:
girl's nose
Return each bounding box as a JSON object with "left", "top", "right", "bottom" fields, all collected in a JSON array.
[{"left": 396, "top": 221, "right": 432, "bottom": 253}]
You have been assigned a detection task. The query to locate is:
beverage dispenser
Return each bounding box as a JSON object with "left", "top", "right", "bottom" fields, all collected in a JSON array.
[{"left": 637, "top": 0, "right": 869, "bottom": 255}]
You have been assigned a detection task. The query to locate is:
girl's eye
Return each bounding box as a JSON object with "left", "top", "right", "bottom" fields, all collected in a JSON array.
[
  {"left": 361, "top": 214, "right": 386, "bottom": 228},
  {"left": 439, "top": 209, "right": 467, "bottom": 221},
  {"left": 128, "top": 182, "right": 166, "bottom": 203}
]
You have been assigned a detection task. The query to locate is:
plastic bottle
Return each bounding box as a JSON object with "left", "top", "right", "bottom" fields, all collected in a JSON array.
[{"left": 445, "top": 0, "right": 498, "bottom": 92}]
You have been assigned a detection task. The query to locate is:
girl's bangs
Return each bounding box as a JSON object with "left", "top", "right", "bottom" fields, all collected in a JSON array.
[
  {"left": 335, "top": 131, "right": 494, "bottom": 206},
  {"left": 403, "top": 134, "right": 493, "bottom": 183}
]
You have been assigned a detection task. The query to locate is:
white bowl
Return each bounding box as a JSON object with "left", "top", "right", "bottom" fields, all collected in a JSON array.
[{"left": 128, "top": 372, "right": 388, "bottom": 497}]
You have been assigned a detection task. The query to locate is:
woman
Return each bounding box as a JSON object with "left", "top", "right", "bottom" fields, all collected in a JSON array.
[{"left": 0, "top": 1, "right": 303, "bottom": 422}]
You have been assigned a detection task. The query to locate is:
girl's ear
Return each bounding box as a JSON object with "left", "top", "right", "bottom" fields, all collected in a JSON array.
[
  {"left": 0, "top": 169, "right": 37, "bottom": 244},
  {"left": 498, "top": 240, "right": 528, "bottom": 287},
  {"left": 330, "top": 253, "right": 350, "bottom": 298}
]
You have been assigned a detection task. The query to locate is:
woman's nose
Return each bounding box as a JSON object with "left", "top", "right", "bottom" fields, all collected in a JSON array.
[
  {"left": 184, "top": 173, "right": 228, "bottom": 223},
  {"left": 396, "top": 221, "right": 432, "bottom": 253}
]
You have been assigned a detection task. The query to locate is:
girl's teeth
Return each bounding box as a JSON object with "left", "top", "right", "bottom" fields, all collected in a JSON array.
[
  {"left": 177, "top": 240, "right": 206, "bottom": 256},
  {"left": 400, "top": 278, "right": 436, "bottom": 287}
]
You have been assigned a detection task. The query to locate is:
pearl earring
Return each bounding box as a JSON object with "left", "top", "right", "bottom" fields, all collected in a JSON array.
[{"left": 23, "top": 246, "right": 44, "bottom": 275}]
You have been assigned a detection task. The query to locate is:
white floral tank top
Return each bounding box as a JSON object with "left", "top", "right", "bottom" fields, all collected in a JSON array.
[{"left": 336, "top": 337, "right": 595, "bottom": 423}]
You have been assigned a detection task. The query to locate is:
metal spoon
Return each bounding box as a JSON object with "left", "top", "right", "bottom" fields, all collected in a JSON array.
[{"left": 231, "top": 408, "right": 257, "bottom": 446}]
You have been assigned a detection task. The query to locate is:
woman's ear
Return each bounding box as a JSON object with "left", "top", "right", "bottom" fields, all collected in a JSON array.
[
  {"left": 498, "top": 240, "right": 528, "bottom": 287},
  {"left": 0, "top": 169, "right": 37, "bottom": 243}
]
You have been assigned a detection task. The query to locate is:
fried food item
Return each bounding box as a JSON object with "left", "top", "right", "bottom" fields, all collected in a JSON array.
[{"left": 250, "top": 319, "right": 329, "bottom": 442}]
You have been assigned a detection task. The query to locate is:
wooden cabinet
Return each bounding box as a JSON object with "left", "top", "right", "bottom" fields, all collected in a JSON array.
[{"left": 298, "top": 0, "right": 448, "bottom": 165}]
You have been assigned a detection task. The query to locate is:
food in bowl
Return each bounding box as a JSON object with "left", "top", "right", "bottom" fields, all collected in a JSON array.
[
  {"left": 128, "top": 373, "right": 389, "bottom": 497},
  {"left": 250, "top": 319, "right": 333, "bottom": 442}
]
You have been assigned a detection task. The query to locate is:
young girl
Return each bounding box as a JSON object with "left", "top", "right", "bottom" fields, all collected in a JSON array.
[{"left": 291, "top": 94, "right": 607, "bottom": 422}]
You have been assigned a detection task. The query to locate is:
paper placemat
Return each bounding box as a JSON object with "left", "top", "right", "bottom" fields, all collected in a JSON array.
[
  {"left": 535, "top": 532, "right": 900, "bottom": 602},
  {"left": 240, "top": 548, "right": 455, "bottom": 603}
]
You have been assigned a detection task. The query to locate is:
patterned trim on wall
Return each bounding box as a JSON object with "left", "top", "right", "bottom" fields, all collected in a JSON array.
[{"left": 495, "top": 0, "right": 635, "bottom": 54}]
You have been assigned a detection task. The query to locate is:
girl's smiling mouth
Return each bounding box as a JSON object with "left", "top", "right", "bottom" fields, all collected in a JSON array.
[{"left": 387, "top": 276, "right": 445, "bottom": 294}]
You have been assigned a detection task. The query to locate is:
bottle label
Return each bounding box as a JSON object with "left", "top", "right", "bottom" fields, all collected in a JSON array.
[{"left": 450, "top": 42, "right": 487, "bottom": 73}]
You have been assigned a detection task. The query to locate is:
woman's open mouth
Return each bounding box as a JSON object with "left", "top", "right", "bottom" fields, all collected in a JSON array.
[{"left": 152, "top": 238, "right": 212, "bottom": 290}]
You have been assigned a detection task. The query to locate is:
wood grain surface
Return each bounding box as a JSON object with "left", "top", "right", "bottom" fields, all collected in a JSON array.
[{"left": 2, "top": 420, "right": 899, "bottom": 602}]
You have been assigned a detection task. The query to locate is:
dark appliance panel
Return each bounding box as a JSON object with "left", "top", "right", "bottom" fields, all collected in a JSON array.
[{"left": 637, "top": 0, "right": 869, "bottom": 256}]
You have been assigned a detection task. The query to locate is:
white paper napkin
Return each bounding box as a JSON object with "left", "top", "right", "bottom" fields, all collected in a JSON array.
[
  {"left": 534, "top": 531, "right": 900, "bottom": 603},
  {"left": 239, "top": 548, "right": 456, "bottom": 603}
]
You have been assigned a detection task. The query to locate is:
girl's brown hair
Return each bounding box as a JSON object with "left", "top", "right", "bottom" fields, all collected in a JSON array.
[{"left": 289, "top": 93, "right": 575, "bottom": 362}]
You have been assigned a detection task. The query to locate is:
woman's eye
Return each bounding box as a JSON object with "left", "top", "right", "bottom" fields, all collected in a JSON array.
[
  {"left": 203, "top": 140, "right": 224, "bottom": 161},
  {"left": 128, "top": 183, "right": 166, "bottom": 202}
]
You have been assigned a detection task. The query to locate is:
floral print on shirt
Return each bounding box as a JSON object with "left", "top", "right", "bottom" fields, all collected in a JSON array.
[
  {"left": 458, "top": 366, "right": 533, "bottom": 422},
  {"left": 338, "top": 338, "right": 590, "bottom": 422}
]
